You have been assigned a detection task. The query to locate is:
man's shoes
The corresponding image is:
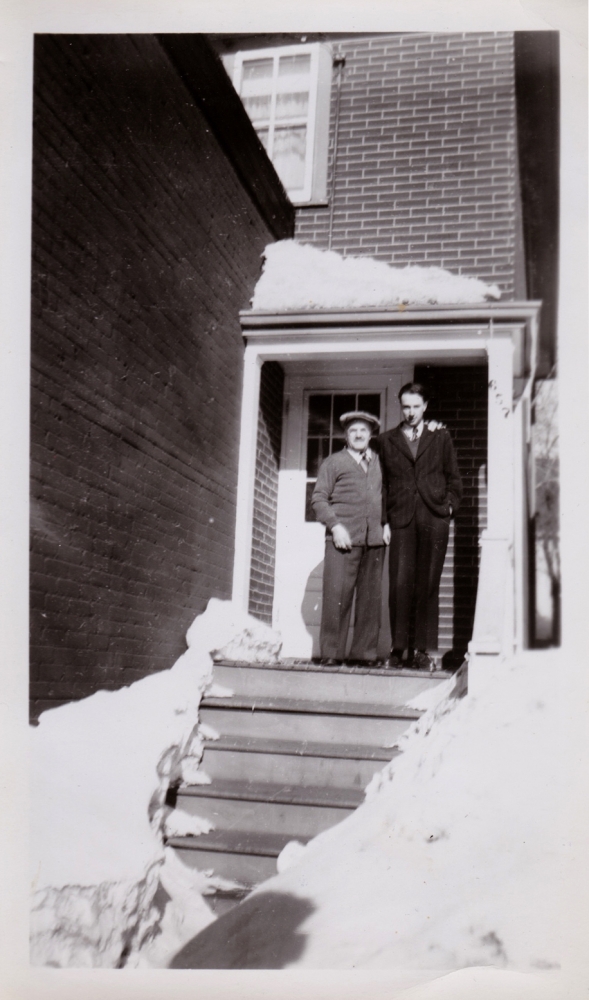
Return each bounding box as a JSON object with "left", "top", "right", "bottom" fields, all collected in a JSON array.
[
  {"left": 347, "top": 658, "right": 385, "bottom": 668},
  {"left": 320, "top": 657, "right": 341, "bottom": 666},
  {"left": 412, "top": 650, "right": 436, "bottom": 672},
  {"left": 387, "top": 649, "right": 404, "bottom": 668}
]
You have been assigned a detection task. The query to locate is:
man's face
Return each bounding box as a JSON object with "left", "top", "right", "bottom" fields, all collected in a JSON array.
[
  {"left": 400, "top": 392, "right": 427, "bottom": 426},
  {"left": 345, "top": 420, "right": 372, "bottom": 452}
]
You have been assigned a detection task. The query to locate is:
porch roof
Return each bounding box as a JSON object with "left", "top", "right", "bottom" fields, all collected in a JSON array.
[
  {"left": 240, "top": 302, "right": 542, "bottom": 382},
  {"left": 240, "top": 301, "right": 542, "bottom": 329}
]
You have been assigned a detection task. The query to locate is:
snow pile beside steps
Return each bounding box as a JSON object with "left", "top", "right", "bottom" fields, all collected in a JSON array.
[
  {"left": 30, "top": 599, "right": 282, "bottom": 968},
  {"left": 171, "top": 649, "right": 585, "bottom": 994},
  {"left": 251, "top": 240, "right": 501, "bottom": 312}
]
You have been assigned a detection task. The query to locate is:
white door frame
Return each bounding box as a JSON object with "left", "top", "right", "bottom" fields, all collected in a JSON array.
[
  {"left": 232, "top": 305, "right": 540, "bottom": 671},
  {"left": 275, "top": 371, "right": 406, "bottom": 659}
]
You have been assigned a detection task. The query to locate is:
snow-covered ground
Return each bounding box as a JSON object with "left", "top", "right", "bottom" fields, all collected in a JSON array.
[
  {"left": 30, "top": 596, "right": 587, "bottom": 992},
  {"left": 29, "top": 599, "right": 282, "bottom": 967},
  {"left": 170, "top": 649, "right": 588, "bottom": 996},
  {"left": 251, "top": 240, "right": 501, "bottom": 312}
]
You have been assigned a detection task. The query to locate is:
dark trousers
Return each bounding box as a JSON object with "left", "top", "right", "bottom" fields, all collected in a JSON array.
[
  {"left": 388, "top": 497, "right": 449, "bottom": 652},
  {"left": 320, "top": 541, "right": 384, "bottom": 661}
]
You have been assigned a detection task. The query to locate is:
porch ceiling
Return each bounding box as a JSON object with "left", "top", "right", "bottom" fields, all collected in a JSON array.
[{"left": 277, "top": 353, "right": 487, "bottom": 378}]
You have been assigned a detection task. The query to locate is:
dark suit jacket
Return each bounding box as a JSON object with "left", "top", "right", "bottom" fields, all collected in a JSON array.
[{"left": 377, "top": 426, "right": 463, "bottom": 528}]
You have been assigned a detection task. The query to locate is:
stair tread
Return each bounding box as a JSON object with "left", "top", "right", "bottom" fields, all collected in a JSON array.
[
  {"left": 202, "top": 695, "right": 422, "bottom": 719},
  {"left": 167, "top": 828, "right": 310, "bottom": 858},
  {"left": 204, "top": 734, "right": 399, "bottom": 761},
  {"left": 178, "top": 778, "right": 364, "bottom": 809},
  {"left": 214, "top": 659, "right": 452, "bottom": 678}
]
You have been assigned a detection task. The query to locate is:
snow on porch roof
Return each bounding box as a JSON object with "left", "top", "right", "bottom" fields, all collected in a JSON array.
[{"left": 250, "top": 240, "right": 502, "bottom": 313}]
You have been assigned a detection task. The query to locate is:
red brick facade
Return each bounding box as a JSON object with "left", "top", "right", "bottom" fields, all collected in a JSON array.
[
  {"left": 295, "top": 32, "right": 524, "bottom": 298},
  {"left": 30, "top": 35, "right": 292, "bottom": 716},
  {"left": 289, "top": 33, "right": 512, "bottom": 659},
  {"left": 248, "top": 362, "right": 285, "bottom": 623}
]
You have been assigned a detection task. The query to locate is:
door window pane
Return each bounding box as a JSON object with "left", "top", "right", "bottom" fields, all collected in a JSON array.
[
  {"left": 358, "top": 394, "right": 381, "bottom": 418},
  {"left": 306, "top": 438, "right": 320, "bottom": 478},
  {"left": 332, "top": 394, "right": 357, "bottom": 430},
  {"left": 308, "top": 395, "right": 332, "bottom": 436}
]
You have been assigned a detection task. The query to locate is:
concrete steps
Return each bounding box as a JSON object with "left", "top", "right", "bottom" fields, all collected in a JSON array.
[
  {"left": 211, "top": 661, "right": 442, "bottom": 704},
  {"left": 200, "top": 735, "right": 396, "bottom": 787},
  {"left": 167, "top": 660, "right": 449, "bottom": 909},
  {"left": 200, "top": 703, "right": 418, "bottom": 747}
]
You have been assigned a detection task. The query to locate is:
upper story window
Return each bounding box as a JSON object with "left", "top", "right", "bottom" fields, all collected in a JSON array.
[{"left": 230, "top": 43, "right": 333, "bottom": 206}]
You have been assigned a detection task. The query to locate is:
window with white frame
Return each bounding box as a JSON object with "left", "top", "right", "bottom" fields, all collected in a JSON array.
[{"left": 230, "top": 43, "right": 333, "bottom": 205}]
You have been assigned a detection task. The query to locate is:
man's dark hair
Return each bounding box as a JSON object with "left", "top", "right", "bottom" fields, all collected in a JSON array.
[{"left": 398, "top": 382, "right": 429, "bottom": 403}]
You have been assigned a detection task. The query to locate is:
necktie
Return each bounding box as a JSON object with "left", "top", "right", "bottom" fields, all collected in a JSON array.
[
  {"left": 411, "top": 427, "right": 419, "bottom": 442},
  {"left": 359, "top": 451, "right": 369, "bottom": 473}
]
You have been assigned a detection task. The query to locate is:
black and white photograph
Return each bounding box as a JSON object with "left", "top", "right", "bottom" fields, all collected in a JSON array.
[{"left": 0, "top": 1, "right": 587, "bottom": 997}]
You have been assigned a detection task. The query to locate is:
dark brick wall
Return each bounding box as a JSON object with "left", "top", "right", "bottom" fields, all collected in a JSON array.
[
  {"left": 414, "top": 365, "right": 488, "bottom": 665},
  {"left": 248, "top": 362, "right": 285, "bottom": 623},
  {"left": 30, "top": 34, "right": 288, "bottom": 716},
  {"left": 296, "top": 32, "right": 520, "bottom": 297}
]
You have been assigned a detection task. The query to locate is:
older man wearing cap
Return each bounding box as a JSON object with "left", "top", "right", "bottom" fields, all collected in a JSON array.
[{"left": 311, "top": 410, "right": 388, "bottom": 667}]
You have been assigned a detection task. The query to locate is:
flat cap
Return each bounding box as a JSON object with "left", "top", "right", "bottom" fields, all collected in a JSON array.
[{"left": 339, "top": 410, "right": 381, "bottom": 431}]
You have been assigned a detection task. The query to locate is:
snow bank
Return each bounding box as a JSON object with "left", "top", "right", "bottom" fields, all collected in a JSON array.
[
  {"left": 251, "top": 241, "right": 501, "bottom": 312},
  {"left": 171, "top": 650, "right": 584, "bottom": 988},
  {"left": 30, "top": 599, "right": 282, "bottom": 968}
]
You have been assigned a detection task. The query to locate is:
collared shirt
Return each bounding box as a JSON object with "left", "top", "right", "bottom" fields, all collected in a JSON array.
[
  {"left": 346, "top": 446, "right": 373, "bottom": 466},
  {"left": 402, "top": 420, "right": 425, "bottom": 442}
]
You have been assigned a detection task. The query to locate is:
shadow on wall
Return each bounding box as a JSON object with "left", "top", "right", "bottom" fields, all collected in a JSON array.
[
  {"left": 301, "top": 559, "right": 324, "bottom": 657},
  {"left": 300, "top": 554, "right": 393, "bottom": 662},
  {"left": 169, "top": 890, "right": 315, "bottom": 969},
  {"left": 443, "top": 463, "right": 484, "bottom": 670}
]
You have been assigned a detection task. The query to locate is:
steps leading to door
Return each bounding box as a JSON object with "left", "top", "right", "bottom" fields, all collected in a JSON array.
[
  {"left": 210, "top": 661, "right": 442, "bottom": 705},
  {"left": 167, "top": 660, "right": 450, "bottom": 912},
  {"left": 200, "top": 734, "right": 396, "bottom": 788}
]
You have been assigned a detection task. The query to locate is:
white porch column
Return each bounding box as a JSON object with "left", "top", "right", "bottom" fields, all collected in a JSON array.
[
  {"left": 231, "top": 346, "right": 262, "bottom": 613},
  {"left": 469, "top": 334, "right": 515, "bottom": 692},
  {"left": 486, "top": 335, "right": 515, "bottom": 537}
]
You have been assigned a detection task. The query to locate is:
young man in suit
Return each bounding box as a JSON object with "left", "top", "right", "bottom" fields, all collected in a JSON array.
[
  {"left": 379, "top": 383, "right": 463, "bottom": 671},
  {"left": 311, "top": 411, "right": 388, "bottom": 667}
]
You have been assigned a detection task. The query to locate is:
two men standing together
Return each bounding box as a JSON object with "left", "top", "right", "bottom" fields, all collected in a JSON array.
[{"left": 311, "top": 383, "right": 463, "bottom": 671}]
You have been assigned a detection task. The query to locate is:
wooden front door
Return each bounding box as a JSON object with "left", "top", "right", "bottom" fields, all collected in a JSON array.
[{"left": 273, "top": 366, "right": 408, "bottom": 660}]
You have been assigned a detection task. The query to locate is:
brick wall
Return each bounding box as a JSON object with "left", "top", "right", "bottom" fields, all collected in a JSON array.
[
  {"left": 414, "top": 365, "right": 488, "bottom": 665},
  {"left": 296, "top": 32, "right": 520, "bottom": 297},
  {"left": 30, "top": 35, "right": 288, "bottom": 716},
  {"left": 248, "top": 362, "right": 285, "bottom": 623}
]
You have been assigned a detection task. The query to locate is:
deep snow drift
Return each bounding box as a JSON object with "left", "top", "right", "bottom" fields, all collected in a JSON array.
[
  {"left": 30, "top": 599, "right": 282, "bottom": 967},
  {"left": 251, "top": 240, "right": 501, "bottom": 312},
  {"left": 171, "top": 650, "right": 585, "bottom": 993},
  {"left": 30, "top": 600, "right": 586, "bottom": 991}
]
